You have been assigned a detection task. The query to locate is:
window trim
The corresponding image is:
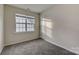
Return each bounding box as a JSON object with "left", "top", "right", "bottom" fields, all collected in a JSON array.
[{"left": 15, "top": 14, "right": 35, "bottom": 33}]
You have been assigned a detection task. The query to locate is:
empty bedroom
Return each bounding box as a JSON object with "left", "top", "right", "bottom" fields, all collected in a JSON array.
[{"left": 0, "top": 4, "right": 79, "bottom": 55}]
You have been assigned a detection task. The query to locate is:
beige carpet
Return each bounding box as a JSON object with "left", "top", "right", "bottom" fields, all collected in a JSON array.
[{"left": 1, "top": 39, "right": 76, "bottom": 55}]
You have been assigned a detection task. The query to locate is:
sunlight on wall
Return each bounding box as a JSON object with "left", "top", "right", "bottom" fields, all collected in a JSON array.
[{"left": 41, "top": 18, "right": 54, "bottom": 38}]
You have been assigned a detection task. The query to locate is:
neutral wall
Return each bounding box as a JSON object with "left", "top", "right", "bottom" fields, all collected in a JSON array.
[
  {"left": 4, "top": 5, "right": 40, "bottom": 46},
  {"left": 0, "top": 4, "right": 4, "bottom": 53},
  {"left": 40, "top": 5, "right": 79, "bottom": 54}
]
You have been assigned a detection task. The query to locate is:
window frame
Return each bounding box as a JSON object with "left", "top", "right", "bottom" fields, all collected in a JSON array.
[{"left": 15, "top": 14, "right": 35, "bottom": 33}]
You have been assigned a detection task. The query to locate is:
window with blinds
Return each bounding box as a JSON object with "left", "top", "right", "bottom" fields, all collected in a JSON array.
[{"left": 16, "top": 14, "right": 35, "bottom": 32}]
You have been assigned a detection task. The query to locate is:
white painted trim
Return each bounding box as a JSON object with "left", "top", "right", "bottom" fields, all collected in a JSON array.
[
  {"left": 0, "top": 47, "right": 4, "bottom": 54},
  {"left": 41, "top": 36, "right": 78, "bottom": 55}
]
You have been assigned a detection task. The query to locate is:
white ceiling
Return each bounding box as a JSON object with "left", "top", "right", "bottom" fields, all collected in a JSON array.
[{"left": 9, "top": 4, "right": 53, "bottom": 13}]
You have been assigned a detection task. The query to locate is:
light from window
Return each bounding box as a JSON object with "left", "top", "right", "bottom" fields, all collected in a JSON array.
[{"left": 16, "top": 14, "right": 35, "bottom": 32}]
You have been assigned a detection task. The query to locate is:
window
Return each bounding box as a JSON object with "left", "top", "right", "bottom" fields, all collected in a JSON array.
[{"left": 16, "top": 14, "right": 35, "bottom": 32}]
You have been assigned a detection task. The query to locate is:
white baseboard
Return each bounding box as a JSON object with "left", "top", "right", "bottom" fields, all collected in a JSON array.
[
  {"left": 0, "top": 47, "right": 4, "bottom": 54},
  {"left": 41, "top": 37, "right": 78, "bottom": 55}
]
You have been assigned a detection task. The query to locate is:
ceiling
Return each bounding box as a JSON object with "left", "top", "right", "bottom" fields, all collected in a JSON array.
[{"left": 9, "top": 4, "right": 53, "bottom": 13}]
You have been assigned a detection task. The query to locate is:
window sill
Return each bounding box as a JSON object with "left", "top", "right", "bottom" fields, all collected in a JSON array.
[{"left": 14, "top": 31, "right": 35, "bottom": 34}]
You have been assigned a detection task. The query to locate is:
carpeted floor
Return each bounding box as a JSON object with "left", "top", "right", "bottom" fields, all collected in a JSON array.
[{"left": 1, "top": 39, "right": 76, "bottom": 55}]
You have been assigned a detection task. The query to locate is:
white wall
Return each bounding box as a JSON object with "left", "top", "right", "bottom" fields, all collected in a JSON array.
[
  {"left": 40, "top": 5, "right": 79, "bottom": 54},
  {"left": 4, "top": 5, "right": 40, "bottom": 46},
  {"left": 0, "top": 4, "right": 4, "bottom": 54}
]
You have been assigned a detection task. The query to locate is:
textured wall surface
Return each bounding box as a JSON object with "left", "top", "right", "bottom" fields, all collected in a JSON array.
[
  {"left": 41, "top": 5, "right": 79, "bottom": 54},
  {"left": 4, "top": 5, "right": 40, "bottom": 46},
  {"left": 0, "top": 4, "right": 4, "bottom": 53}
]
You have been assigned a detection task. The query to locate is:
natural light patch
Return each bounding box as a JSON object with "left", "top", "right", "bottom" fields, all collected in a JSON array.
[
  {"left": 42, "top": 18, "right": 54, "bottom": 29},
  {"left": 41, "top": 17, "right": 54, "bottom": 38}
]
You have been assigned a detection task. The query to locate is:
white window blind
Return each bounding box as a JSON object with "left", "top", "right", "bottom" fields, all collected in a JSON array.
[{"left": 16, "top": 14, "right": 35, "bottom": 32}]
